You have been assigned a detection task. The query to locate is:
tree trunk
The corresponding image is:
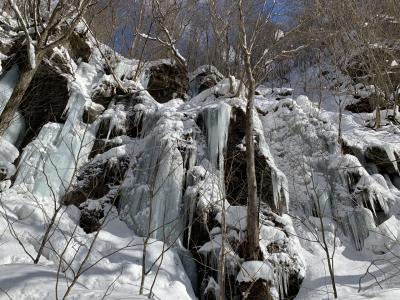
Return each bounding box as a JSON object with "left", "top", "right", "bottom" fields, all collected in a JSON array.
[
  {"left": 374, "top": 103, "right": 381, "bottom": 129},
  {"left": 0, "top": 66, "right": 37, "bottom": 135},
  {"left": 338, "top": 103, "right": 343, "bottom": 150},
  {"left": 244, "top": 54, "right": 259, "bottom": 260}
]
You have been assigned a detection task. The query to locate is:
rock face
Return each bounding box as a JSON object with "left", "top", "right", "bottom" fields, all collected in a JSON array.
[
  {"left": 0, "top": 36, "right": 74, "bottom": 148},
  {"left": 20, "top": 60, "right": 70, "bottom": 145},
  {"left": 224, "top": 106, "right": 287, "bottom": 214},
  {"left": 146, "top": 61, "right": 189, "bottom": 102}
]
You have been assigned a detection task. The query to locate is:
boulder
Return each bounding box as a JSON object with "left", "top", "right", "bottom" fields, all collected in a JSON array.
[
  {"left": 19, "top": 60, "right": 70, "bottom": 147},
  {"left": 345, "top": 96, "right": 374, "bottom": 113},
  {"left": 189, "top": 65, "right": 224, "bottom": 96},
  {"left": 79, "top": 203, "right": 105, "bottom": 233},
  {"left": 65, "top": 31, "right": 92, "bottom": 63},
  {"left": 64, "top": 156, "right": 129, "bottom": 207},
  {"left": 146, "top": 61, "right": 189, "bottom": 102}
]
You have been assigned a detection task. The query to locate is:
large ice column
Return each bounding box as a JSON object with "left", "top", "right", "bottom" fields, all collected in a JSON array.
[
  {"left": 347, "top": 207, "right": 376, "bottom": 250},
  {"left": 201, "top": 102, "right": 231, "bottom": 171},
  {"left": 15, "top": 63, "right": 100, "bottom": 200},
  {"left": 14, "top": 123, "right": 62, "bottom": 192},
  {"left": 121, "top": 136, "right": 184, "bottom": 244}
]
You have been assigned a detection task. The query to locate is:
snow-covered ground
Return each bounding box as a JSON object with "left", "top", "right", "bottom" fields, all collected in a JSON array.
[{"left": 0, "top": 188, "right": 195, "bottom": 299}]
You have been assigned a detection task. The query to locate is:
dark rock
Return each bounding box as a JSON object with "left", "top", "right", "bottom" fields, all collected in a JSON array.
[
  {"left": 64, "top": 156, "right": 129, "bottom": 206},
  {"left": 20, "top": 60, "right": 70, "bottom": 148},
  {"left": 224, "top": 106, "right": 285, "bottom": 214},
  {"left": 146, "top": 62, "right": 189, "bottom": 102},
  {"left": 345, "top": 96, "right": 374, "bottom": 113},
  {"left": 239, "top": 280, "right": 273, "bottom": 300},
  {"left": 79, "top": 204, "right": 104, "bottom": 233},
  {"left": 365, "top": 145, "right": 399, "bottom": 175},
  {"left": 189, "top": 65, "right": 224, "bottom": 96},
  {"left": 66, "top": 32, "right": 92, "bottom": 63}
]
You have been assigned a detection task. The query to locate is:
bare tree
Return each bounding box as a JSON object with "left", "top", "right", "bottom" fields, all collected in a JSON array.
[{"left": 0, "top": 0, "right": 95, "bottom": 135}]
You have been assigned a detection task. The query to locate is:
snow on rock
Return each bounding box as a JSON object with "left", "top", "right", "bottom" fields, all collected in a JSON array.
[
  {"left": 0, "top": 138, "right": 19, "bottom": 184},
  {"left": 102, "top": 103, "right": 127, "bottom": 141},
  {"left": 14, "top": 62, "right": 101, "bottom": 200},
  {"left": 364, "top": 216, "right": 400, "bottom": 254},
  {"left": 237, "top": 260, "right": 274, "bottom": 283},
  {"left": 189, "top": 65, "right": 224, "bottom": 96},
  {"left": 216, "top": 205, "right": 247, "bottom": 231}
]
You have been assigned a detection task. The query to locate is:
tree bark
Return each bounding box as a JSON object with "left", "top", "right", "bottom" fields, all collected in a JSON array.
[
  {"left": 374, "top": 103, "right": 381, "bottom": 129},
  {"left": 244, "top": 54, "right": 259, "bottom": 260},
  {"left": 0, "top": 65, "right": 38, "bottom": 136}
]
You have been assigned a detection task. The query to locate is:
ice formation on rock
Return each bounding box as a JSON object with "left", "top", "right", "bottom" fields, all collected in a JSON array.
[{"left": 15, "top": 63, "right": 100, "bottom": 200}]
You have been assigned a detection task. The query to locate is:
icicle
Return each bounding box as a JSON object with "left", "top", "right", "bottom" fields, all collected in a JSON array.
[
  {"left": 15, "top": 63, "right": 100, "bottom": 200},
  {"left": 120, "top": 135, "right": 184, "bottom": 244},
  {"left": 271, "top": 167, "right": 289, "bottom": 213},
  {"left": 347, "top": 207, "right": 375, "bottom": 250},
  {"left": 183, "top": 186, "right": 197, "bottom": 247},
  {"left": 383, "top": 144, "right": 399, "bottom": 175},
  {"left": 103, "top": 104, "right": 127, "bottom": 142},
  {"left": 202, "top": 102, "right": 231, "bottom": 170}
]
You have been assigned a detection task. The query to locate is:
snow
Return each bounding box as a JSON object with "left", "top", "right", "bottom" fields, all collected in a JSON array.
[
  {"left": 215, "top": 205, "right": 247, "bottom": 231},
  {"left": 260, "top": 56, "right": 400, "bottom": 300},
  {"left": 0, "top": 138, "right": 19, "bottom": 180},
  {"left": 237, "top": 261, "right": 274, "bottom": 283}
]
